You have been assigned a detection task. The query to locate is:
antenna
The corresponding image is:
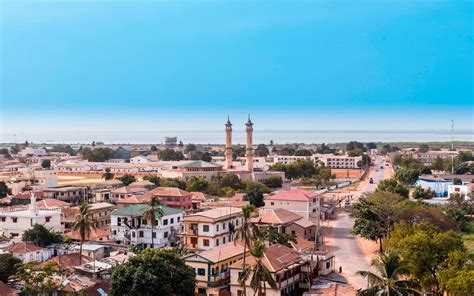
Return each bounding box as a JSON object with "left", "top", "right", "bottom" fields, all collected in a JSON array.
[{"left": 451, "top": 120, "right": 455, "bottom": 174}]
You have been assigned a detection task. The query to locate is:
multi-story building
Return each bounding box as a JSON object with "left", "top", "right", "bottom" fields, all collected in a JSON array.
[
  {"left": 42, "top": 186, "right": 92, "bottom": 205},
  {"left": 181, "top": 207, "right": 242, "bottom": 253},
  {"left": 146, "top": 187, "right": 193, "bottom": 210},
  {"left": 4, "top": 242, "right": 53, "bottom": 263},
  {"left": 110, "top": 186, "right": 149, "bottom": 201},
  {"left": 229, "top": 244, "right": 304, "bottom": 296},
  {"left": 63, "top": 202, "right": 116, "bottom": 230},
  {"left": 264, "top": 188, "right": 322, "bottom": 221},
  {"left": 314, "top": 154, "right": 363, "bottom": 169},
  {"left": 184, "top": 242, "right": 246, "bottom": 296},
  {"left": 110, "top": 204, "right": 183, "bottom": 248}
]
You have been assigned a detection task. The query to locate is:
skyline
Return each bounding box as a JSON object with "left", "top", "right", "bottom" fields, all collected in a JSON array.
[{"left": 1, "top": 0, "right": 473, "bottom": 134}]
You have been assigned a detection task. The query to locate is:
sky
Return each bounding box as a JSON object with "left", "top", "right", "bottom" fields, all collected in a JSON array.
[{"left": 0, "top": 0, "right": 473, "bottom": 134}]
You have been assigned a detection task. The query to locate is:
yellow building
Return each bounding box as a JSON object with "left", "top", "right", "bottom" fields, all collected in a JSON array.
[{"left": 184, "top": 242, "right": 247, "bottom": 296}]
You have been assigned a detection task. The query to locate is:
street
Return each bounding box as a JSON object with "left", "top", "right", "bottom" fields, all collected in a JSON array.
[{"left": 325, "top": 155, "right": 392, "bottom": 289}]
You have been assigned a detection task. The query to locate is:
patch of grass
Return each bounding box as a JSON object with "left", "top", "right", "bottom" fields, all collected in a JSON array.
[{"left": 462, "top": 220, "right": 474, "bottom": 255}]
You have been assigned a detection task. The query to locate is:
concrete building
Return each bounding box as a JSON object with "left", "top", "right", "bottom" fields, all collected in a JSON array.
[
  {"left": 110, "top": 204, "right": 183, "bottom": 248},
  {"left": 181, "top": 207, "right": 242, "bottom": 253},
  {"left": 448, "top": 183, "right": 473, "bottom": 198},
  {"left": 4, "top": 242, "right": 53, "bottom": 263},
  {"left": 315, "top": 154, "right": 363, "bottom": 169},
  {"left": 184, "top": 242, "right": 246, "bottom": 296},
  {"left": 0, "top": 194, "right": 61, "bottom": 237},
  {"left": 264, "top": 188, "right": 323, "bottom": 221},
  {"left": 42, "top": 186, "right": 92, "bottom": 205},
  {"left": 63, "top": 202, "right": 116, "bottom": 230},
  {"left": 416, "top": 175, "right": 453, "bottom": 197}
]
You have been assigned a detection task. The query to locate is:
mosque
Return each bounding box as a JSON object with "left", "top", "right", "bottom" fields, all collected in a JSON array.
[{"left": 161, "top": 116, "right": 284, "bottom": 182}]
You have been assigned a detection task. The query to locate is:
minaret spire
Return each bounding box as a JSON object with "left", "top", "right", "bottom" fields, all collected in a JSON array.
[
  {"left": 245, "top": 116, "right": 254, "bottom": 172},
  {"left": 225, "top": 117, "right": 233, "bottom": 169}
]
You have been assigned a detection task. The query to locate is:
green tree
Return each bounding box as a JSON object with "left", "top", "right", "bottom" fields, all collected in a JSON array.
[
  {"left": 346, "top": 141, "right": 366, "bottom": 152},
  {"left": 158, "top": 149, "right": 184, "bottom": 161},
  {"left": 102, "top": 167, "right": 114, "bottom": 180},
  {"left": 189, "top": 151, "right": 212, "bottom": 162},
  {"left": 385, "top": 222, "right": 466, "bottom": 293},
  {"left": 160, "top": 178, "right": 187, "bottom": 190},
  {"left": 0, "top": 181, "right": 12, "bottom": 198},
  {"left": 22, "top": 224, "right": 64, "bottom": 247},
  {"left": 186, "top": 176, "right": 209, "bottom": 192},
  {"left": 412, "top": 187, "right": 434, "bottom": 200},
  {"left": 260, "top": 226, "right": 297, "bottom": 248},
  {"left": 356, "top": 252, "right": 419, "bottom": 296},
  {"left": 244, "top": 187, "right": 265, "bottom": 208},
  {"left": 261, "top": 176, "right": 283, "bottom": 188},
  {"left": 72, "top": 203, "right": 97, "bottom": 265},
  {"left": 366, "top": 142, "right": 377, "bottom": 150},
  {"left": 15, "top": 262, "right": 62, "bottom": 295},
  {"left": 352, "top": 192, "right": 406, "bottom": 252},
  {"left": 110, "top": 248, "right": 196, "bottom": 296},
  {"left": 375, "top": 178, "right": 409, "bottom": 198},
  {"left": 254, "top": 144, "right": 270, "bottom": 157},
  {"left": 294, "top": 149, "right": 313, "bottom": 156},
  {"left": 431, "top": 156, "right": 445, "bottom": 171},
  {"left": 241, "top": 239, "right": 277, "bottom": 295},
  {"left": 150, "top": 145, "right": 158, "bottom": 152},
  {"left": 0, "top": 253, "right": 21, "bottom": 283},
  {"left": 10, "top": 145, "right": 19, "bottom": 155},
  {"left": 439, "top": 251, "right": 474, "bottom": 296},
  {"left": 116, "top": 174, "right": 136, "bottom": 186},
  {"left": 234, "top": 205, "right": 257, "bottom": 296},
  {"left": 143, "top": 175, "right": 161, "bottom": 186},
  {"left": 82, "top": 147, "right": 116, "bottom": 162},
  {"left": 395, "top": 168, "right": 421, "bottom": 185},
  {"left": 41, "top": 159, "right": 51, "bottom": 169},
  {"left": 184, "top": 143, "right": 196, "bottom": 153},
  {"left": 141, "top": 196, "right": 164, "bottom": 248},
  {"left": 220, "top": 173, "right": 243, "bottom": 190},
  {"left": 418, "top": 144, "right": 430, "bottom": 153}
]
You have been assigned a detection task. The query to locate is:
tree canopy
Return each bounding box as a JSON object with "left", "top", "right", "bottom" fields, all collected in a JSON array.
[
  {"left": 158, "top": 149, "right": 185, "bottom": 161},
  {"left": 375, "top": 178, "right": 409, "bottom": 198},
  {"left": 22, "top": 224, "right": 64, "bottom": 247},
  {"left": 116, "top": 174, "right": 137, "bottom": 186},
  {"left": 0, "top": 253, "right": 21, "bottom": 283},
  {"left": 110, "top": 248, "right": 196, "bottom": 296}
]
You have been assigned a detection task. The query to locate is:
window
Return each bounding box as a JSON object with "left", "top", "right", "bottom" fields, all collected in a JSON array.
[
  {"left": 223, "top": 223, "right": 226, "bottom": 230},
  {"left": 12, "top": 217, "right": 17, "bottom": 223},
  {"left": 170, "top": 218, "right": 174, "bottom": 224},
  {"left": 197, "top": 268, "right": 206, "bottom": 276},
  {"left": 203, "top": 225, "right": 209, "bottom": 232},
  {"left": 216, "top": 239, "right": 219, "bottom": 246},
  {"left": 216, "top": 224, "right": 219, "bottom": 231},
  {"left": 270, "top": 202, "right": 274, "bottom": 206},
  {"left": 112, "top": 230, "right": 117, "bottom": 235},
  {"left": 177, "top": 217, "right": 181, "bottom": 222},
  {"left": 139, "top": 231, "right": 144, "bottom": 238},
  {"left": 152, "top": 232, "right": 156, "bottom": 238},
  {"left": 45, "top": 216, "right": 51, "bottom": 223},
  {"left": 0, "top": 217, "right": 5, "bottom": 222},
  {"left": 236, "top": 219, "right": 239, "bottom": 226},
  {"left": 291, "top": 230, "right": 296, "bottom": 235},
  {"left": 164, "top": 231, "right": 168, "bottom": 238},
  {"left": 203, "top": 239, "right": 209, "bottom": 247},
  {"left": 223, "top": 237, "right": 226, "bottom": 244},
  {"left": 197, "top": 288, "right": 206, "bottom": 294},
  {"left": 163, "top": 219, "right": 168, "bottom": 226},
  {"left": 326, "top": 261, "right": 331, "bottom": 269}
]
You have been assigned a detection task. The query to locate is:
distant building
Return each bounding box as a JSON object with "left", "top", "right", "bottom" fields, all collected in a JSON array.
[
  {"left": 314, "top": 154, "right": 363, "bottom": 169},
  {"left": 164, "top": 137, "right": 178, "bottom": 147},
  {"left": 42, "top": 186, "right": 92, "bottom": 205},
  {"left": 448, "top": 183, "right": 473, "bottom": 198},
  {"left": 264, "top": 188, "right": 323, "bottom": 221},
  {"left": 416, "top": 175, "right": 452, "bottom": 197},
  {"left": 146, "top": 187, "right": 193, "bottom": 210}
]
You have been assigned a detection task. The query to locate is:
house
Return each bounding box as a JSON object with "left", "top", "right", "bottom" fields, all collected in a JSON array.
[
  {"left": 251, "top": 208, "right": 316, "bottom": 241},
  {"left": 160, "top": 160, "right": 225, "bottom": 181},
  {"left": 111, "top": 186, "right": 149, "bottom": 201},
  {"left": 229, "top": 244, "right": 304, "bottom": 296},
  {"left": 416, "top": 175, "right": 453, "bottom": 197},
  {"left": 146, "top": 187, "right": 193, "bottom": 210},
  {"left": 74, "top": 244, "right": 106, "bottom": 260},
  {"left": 58, "top": 274, "right": 109, "bottom": 296},
  {"left": 42, "top": 186, "right": 92, "bottom": 205},
  {"left": 65, "top": 228, "right": 110, "bottom": 242},
  {"left": 264, "top": 188, "right": 323, "bottom": 221},
  {"left": 448, "top": 183, "right": 473, "bottom": 198},
  {"left": 5, "top": 242, "right": 53, "bottom": 263},
  {"left": 110, "top": 204, "right": 184, "bottom": 248},
  {"left": 116, "top": 195, "right": 148, "bottom": 208},
  {"left": 184, "top": 242, "right": 247, "bottom": 296},
  {"left": 63, "top": 202, "right": 116, "bottom": 230},
  {"left": 37, "top": 253, "right": 93, "bottom": 275},
  {"left": 315, "top": 154, "right": 363, "bottom": 169},
  {"left": 0, "top": 194, "right": 61, "bottom": 238},
  {"left": 181, "top": 207, "right": 242, "bottom": 253}
]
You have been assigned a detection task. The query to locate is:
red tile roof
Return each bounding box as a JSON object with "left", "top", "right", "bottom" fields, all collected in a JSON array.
[
  {"left": 37, "top": 253, "right": 93, "bottom": 270},
  {"left": 6, "top": 242, "right": 44, "bottom": 254},
  {"left": 251, "top": 209, "right": 303, "bottom": 225},
  {"left": 230, "top": 244, "right": 301, "bottom": 273},
  {"left": 265, "top": 188, "right": 319, "bottom": 202},
  {"left": 147, "top": 187, "right": 192, "bottom": 197},
  {"left": 0, "top": 282, "right": 18, "bottom": 296}
]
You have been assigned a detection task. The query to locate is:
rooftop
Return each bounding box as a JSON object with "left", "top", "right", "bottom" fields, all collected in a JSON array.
[
  {"left": 185, "top": 207, "right": 241, "bottom": 220},
  {"left": 6, "top": 242, "right": 44, "bottom": 254},
  {"left": 177, "top": 160, "right": 223, "bottom": 169},
  {"left": 185, "top": 242, "right": 245, "bottom": 263},
  {"left": 110, "top": 204, "right": 184, "bottom": 217},
  {"left": 266, "top": 188, "right": 320, "bottom": 202},
  {"left": 146, "top": 186, "right": 192, "bottom": 197},
  {"left": 251, "top": 208, "right": 303, "bottom": 225},
  {"left": 230, "top": 244, "right": 301, "bottom": 273}
]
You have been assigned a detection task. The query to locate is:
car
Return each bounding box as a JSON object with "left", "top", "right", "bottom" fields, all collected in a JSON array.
[{"left": 369, "top": 178, "right": 374, "bottom": 184}]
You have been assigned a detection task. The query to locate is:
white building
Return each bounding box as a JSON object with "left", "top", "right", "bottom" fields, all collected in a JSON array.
[
  {"left": 264, "top": 188, "right": 322, "bottom": 221},
  {"left": 110, "top": 204, "right": 183, "bottom": 248},
  {"left": 314, "top": 154, "right": 363, "bottom": 169},
  {"left": 18, "top": 147, "right": 48, "bottom": 157},
  {"left": 416, "top": 175, "right": 452, "bottom": 197},
  {"left": 448, "top": 184, "right": 473, "bottom": 199},
  {"left": 4, "top": 242, "right": 53, "bottom": 263},
  {"left": 0, "top": 194, "right": 62, "bottom": 238},
  {"left": 273, "top": 155, "right": 310, "bottom": 164}
]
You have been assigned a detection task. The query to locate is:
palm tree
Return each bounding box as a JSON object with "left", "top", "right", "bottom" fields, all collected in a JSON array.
[
  {"left": 234, "top": 204, "right": 257, "bottom": 296},
  {"left": 248, "top": 239, "right": 277, "bottom": 296},
  {"left": 141, "top": 196, "right": 164, "bottom": 248},
  {"left": 72, "top": 203, "right": 97, "bottom": 265},
  {"left": 356, "top": 252, "right": 420, "bottom": 296}
]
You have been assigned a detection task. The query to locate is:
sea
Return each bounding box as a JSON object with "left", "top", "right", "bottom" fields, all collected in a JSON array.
[{"left": 1, "top": 130, "right": 473, "bottom": 145}]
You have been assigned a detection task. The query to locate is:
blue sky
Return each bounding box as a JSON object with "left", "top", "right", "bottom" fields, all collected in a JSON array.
[{"left": 1, "top": 0, "right": 473, "bottom": 133}]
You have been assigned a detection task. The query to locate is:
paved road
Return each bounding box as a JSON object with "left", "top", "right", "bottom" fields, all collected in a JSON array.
[{"left": 328, "top": 156, "right": 391, "bottom": 289}]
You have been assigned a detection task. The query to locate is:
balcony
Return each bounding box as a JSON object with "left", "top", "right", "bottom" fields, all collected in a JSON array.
[{"left": 208, "top": 271, "right": 230, "bottom": 287}]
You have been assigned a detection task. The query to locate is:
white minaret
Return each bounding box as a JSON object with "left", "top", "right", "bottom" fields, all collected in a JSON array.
[
  {"left": 30, "top": 192, "right": 38, "bottom": 215},
  {"left": 225, "top": 116, "right": 233, "bottom": 169},
  {"left": 245, "top": 115, "right": 254, "bottom": 172}
]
